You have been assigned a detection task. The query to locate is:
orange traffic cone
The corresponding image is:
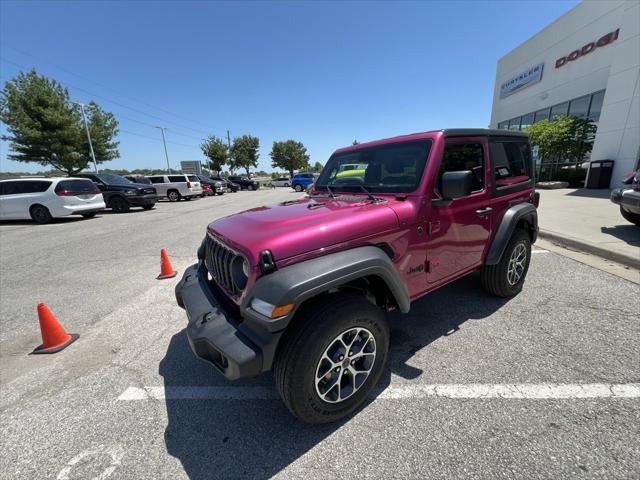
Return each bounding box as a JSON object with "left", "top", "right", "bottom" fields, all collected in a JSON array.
[
  {"left": 32, "top": 303, "right": 79, "bottom": 354},
  {"left": 157, "top": 248, "right": 178, "bottom": 279}
]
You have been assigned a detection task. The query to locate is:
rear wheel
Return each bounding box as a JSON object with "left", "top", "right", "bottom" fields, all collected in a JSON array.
[
  {"left": 274, "top": 293, "right": 389, "bottom": 424},
  {"left": 284, "top": 183, "right": 290, "bottom": 188},
  {"left": 248, "top": 185, "right": 254, "bottom": 191},
  {"left": 142, "top": 205, "right": 154, "bottom": 210},
  {"left": 30, "top": 204, "right": 53, "bottom": 224},
  {"left": 480, "top": 229, "right": 531, "bottom": 297},
  {"left": 167, "top": 190, "right": 180, "bottom": 202},
  {"left": 81, "top": 212, "right": 97, "bottom": 219},
  {"left": 294, "top": 184, "right": 303, "bottom": 192},
  {"left": 620, "top": 206, "right": 640, "bottom": 226},
  {"left": 109, "top": 196, "right": 130, "bottom": 213}
]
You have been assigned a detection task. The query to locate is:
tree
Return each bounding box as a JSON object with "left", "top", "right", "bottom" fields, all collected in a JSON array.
[
  {"left": 230, "top": 134, "right": 259, "bottom": 176},
  {"left": 312, "top": 161, "right": 324, "bottom": 172},
  {"left": 352, "top": 140, "right": 360, "bottom": 145},
  {"left": 0, "top": 69, "right": 119, "bottom": 175},
  {"left": 200, "top": 135, "right": 228, "bottom": 174},
  {"left": 269, "top": 140, "right": 310, "bottom": 177},
  {"left": 526, "top": 115, "right": 596, "bottom": 169}
]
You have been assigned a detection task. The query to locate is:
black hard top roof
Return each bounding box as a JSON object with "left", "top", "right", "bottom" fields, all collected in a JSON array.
[{"left": 442, "top": 128, "right": 528, "bottom": 138}]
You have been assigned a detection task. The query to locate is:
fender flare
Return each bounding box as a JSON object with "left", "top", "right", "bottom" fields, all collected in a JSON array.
[
  {"left": 485, "top": 203, "right": 538, "bottom": 265},
  {"left": 241, "top": 246, "right": 410, "bottom": 331}
]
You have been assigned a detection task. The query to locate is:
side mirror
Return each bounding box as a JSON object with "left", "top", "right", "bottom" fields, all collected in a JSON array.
[
  {"left": 441, "top": 170, "right": 473, "bottom": 200},
  {"left": 95, "top": 183, "right": 106, "bottom": 191}
]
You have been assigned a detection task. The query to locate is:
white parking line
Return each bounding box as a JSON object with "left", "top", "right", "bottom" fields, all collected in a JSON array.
[
  {"left": 117, "top": 383, "right": 640, "bottom": 401},
  {"left": 531, "top": 249, "right": 549, "bottom": 254}
]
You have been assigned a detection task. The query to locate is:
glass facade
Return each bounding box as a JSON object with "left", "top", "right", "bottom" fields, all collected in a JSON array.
[{"left": 498, "top": 90, "right": 605, "bottom": 131}]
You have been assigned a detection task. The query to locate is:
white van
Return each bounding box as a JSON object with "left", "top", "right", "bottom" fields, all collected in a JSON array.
[
  {"left": 146, "top": 174, "right": 202, "bottom": 202},
  {"left": 0, "top": 177, "right": 106, "bottom": 223}
]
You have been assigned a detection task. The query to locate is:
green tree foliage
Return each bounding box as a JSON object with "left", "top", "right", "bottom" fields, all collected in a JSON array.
[
  {"left": 526, "top": 116, "right": 596, "bottom": 165},
  {"left": 269, "top": 140, "right": 310, "bottom": 177},
  {"left": 312, "top": 161, "right": 324, "bottom": 172},
  {"left": 230, "top": 134, "right": 260, "bottom": 176},
  {"left": 200, "top": 135, "right": 228, "bottom": 174},
  {"left": 0, "top": 70, "right": 119, "bottom": 175}
]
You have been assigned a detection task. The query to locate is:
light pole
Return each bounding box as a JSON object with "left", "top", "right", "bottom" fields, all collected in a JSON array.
[
  {"left": 73, "top": 102, "right": 99, "bottom": 173},
  {"left": 154, "top": 126, "right": 171, "bottom": 174}
]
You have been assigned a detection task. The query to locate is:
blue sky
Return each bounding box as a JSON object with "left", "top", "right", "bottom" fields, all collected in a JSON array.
[{"left": 0, "top": 0, "right": 579, "bottom": 173}]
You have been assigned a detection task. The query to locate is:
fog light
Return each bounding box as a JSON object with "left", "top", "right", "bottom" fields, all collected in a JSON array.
[{"left": 250, "top": 298, "right": 294, "bottom": 319}]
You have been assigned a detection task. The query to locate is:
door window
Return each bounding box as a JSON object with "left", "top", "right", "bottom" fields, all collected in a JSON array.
[
  {"left": 439, "top": 143, "right": 485, "bottom": 194},
  {"left": 168, "top": 175, "right": 186, "bottom": 182},
  {"left": 490, "top": 141, "right": 532, "bottom": 188}
]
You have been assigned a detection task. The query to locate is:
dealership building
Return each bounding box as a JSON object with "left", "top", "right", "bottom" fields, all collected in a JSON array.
[{"left": 490, "top": 0, "right": 640, "bottom": 186}]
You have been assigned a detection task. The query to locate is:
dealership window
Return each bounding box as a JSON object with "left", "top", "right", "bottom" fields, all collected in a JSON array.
[
  {"left": 533, "top": 108, "right": 550, "bottom": 123},
  {"left": 568, "top": 95, "right": 590, "bottom": 119},
  {"left": 550, "top": 102, "right": 569, "bottom": 119},
  {"left": 497, "top": 121, "right": 508, "bottom": 130},
  {"left": 520, "top": 112, "right": 535, "bottom": 131},
  {"left": 508, "top": 117, "right": 521, "bottom": 131},
  {"left": 588, "top": 90, "right": 605, "bottom": 122}
]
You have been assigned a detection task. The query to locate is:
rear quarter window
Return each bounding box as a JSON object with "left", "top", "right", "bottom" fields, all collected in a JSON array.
[
  {"left": 148, "top": 176, "right": 164, "bottom": 184},
  {"left": 168, "top": 175, "right": 186, "bottom": 182},
  {"left": 489, "top": 140, "right": 533, "bottom": 192},
  {"left": 55, "top": 180, "right": 99, "bottom": 194},
  {"left": 187, "top": 175, "right": 199, "bottom": 181}
]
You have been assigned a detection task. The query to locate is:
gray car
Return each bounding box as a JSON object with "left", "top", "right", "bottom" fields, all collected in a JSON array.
[{"left": 610, "top": 169, "right": 640, "bottom": 226}]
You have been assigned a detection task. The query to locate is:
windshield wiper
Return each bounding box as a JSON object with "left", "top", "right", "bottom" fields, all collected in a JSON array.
[
  {"left": 355, "top": 184, "right": 378, "bottom": 202},
  {"left": 325, "top": 184, "right": 336, "bottom": 198}
]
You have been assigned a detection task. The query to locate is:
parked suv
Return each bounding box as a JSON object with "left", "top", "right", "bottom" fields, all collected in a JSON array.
[
  {"left": 0, "top": 177, "right": 105, "bottom": 223},
  {"left": 228, "top": 175, "right": 259, "bottom": 191},
  {"left": 75, "top": 173, "right": 156, "bottom": 213},
  {"left": 610, "top": 168, "right": 640, "bottom": 226},
  {"left": 291, "top": 172, "right": 315, "bottom": 192},
  {"left": 210, "top": 176, "right": 239, "bottom": 192},
  {"left": 147, "top": 174, "right": 202, "bottom": 202},
  {"left": 175, "top": 129, "right": 539, "bottom": 423}
]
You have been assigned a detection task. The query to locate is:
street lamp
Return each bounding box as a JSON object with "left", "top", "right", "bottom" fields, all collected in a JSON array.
[
  {"left": 72, "top": 102, "right": 99, "bottom": 173},
  {"left": 154, "top": 126, "right": 171, "bottom": 174}
]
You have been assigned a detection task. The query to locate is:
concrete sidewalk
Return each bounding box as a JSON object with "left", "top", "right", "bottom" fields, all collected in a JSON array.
[{"left": 537, "top": 188, "right": 640, "bottom": 269}]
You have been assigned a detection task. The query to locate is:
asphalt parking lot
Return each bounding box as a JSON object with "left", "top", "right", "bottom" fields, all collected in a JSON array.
[{"left": 0, "top": 189, "right": 639, "bottom": 479}]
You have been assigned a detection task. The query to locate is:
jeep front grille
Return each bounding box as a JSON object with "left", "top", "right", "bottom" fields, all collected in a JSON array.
[{"left": 204, "top": 234, "right": 241, "bottom": 295}]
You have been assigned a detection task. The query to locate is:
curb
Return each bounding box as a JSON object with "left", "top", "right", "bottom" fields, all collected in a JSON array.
[{"left": 538, "top": 229, "right": 640, "bottom": 269}]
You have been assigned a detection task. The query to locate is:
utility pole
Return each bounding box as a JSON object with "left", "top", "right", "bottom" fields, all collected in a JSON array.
[
  {"left": 73, "top": 102, "right": 99, "bottom": 173},
  {"left": 154, "top": 126, "right": 171, "bottom": 174},
  {"left": 227, "top": 130, "right": 233, "bottom": 174}
]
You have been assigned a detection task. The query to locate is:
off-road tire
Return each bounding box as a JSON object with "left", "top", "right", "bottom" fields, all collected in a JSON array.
[
  {"left": 30, "top": 204, "right": 53, "bottom": 224},
  {"left": 274, "top": 293, "right": 389, "bottom": 424},
  {"left": 294, "top": 184, "right": 303, "bottom": 192},
  {"left": 480, "top": 228, "right": 531, "bottom": 297},
  {"left": 81, "top": 212, "right": 97, "bottom": 219},
  {"left": 109, "top": 196, "right": 130, "bottom": 213},
  {"left": 620, "top": 206, "right": 640, "bottom": 226},
  {"left": 167, "top": 190, "right": 180, "bottom": 202}
]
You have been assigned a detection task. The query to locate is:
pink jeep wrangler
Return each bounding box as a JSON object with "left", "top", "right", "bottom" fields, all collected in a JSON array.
[{"left": 176, "top": 129, "right": 539, "bottom": 423}]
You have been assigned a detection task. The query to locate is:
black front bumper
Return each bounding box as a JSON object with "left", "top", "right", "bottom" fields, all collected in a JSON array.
[
  {"left": 175, "top": 263, "right": 268, "bottom": 380},
  {"left": 128, "top": 194, "right": 157, "bottom": 206}
]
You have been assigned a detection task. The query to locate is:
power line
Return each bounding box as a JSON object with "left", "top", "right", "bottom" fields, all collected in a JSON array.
[
  {"left": 5, "top": 46, "right": 224, "bottom": 133},
  {"left": 0, "top": 57, "right": 225, "bottom": 138}
]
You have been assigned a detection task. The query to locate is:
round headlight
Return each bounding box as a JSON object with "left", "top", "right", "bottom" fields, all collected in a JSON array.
[{"left": 231, "top": 255, "right": 249, "bottom": 291}]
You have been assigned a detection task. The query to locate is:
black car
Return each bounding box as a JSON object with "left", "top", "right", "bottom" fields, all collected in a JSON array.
[
  {"left": 209, "top": 176, "right": 239, "bottom": 192},
  {"left": 75, "top": 173, "right": 157, "bottom": 213},
  {"left": 196, "top": 176, "right": 226, "bottom": 195},
  {"left": 228, "top": 175, "right": 259, "bottom": 191}
]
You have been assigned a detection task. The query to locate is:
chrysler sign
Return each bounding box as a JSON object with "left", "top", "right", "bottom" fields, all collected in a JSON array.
[{"left": 500, "top": 62, "right": 544, "bottom": 98}]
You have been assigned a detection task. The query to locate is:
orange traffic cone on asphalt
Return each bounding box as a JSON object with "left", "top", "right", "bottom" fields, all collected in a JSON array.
[
  {"left": 157, "top": 248, "right": 178, "bottom": 279},
  {"left": 32, "top": 303, "right": 79, "bottom": 354}
]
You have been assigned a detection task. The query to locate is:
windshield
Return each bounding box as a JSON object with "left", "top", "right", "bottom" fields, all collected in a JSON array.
[
  {"left": 97, "top": 174, "right": 132, "bottom": 185},
  {"left": 315, "top": 140, "right": 432, "bottom": 194}
]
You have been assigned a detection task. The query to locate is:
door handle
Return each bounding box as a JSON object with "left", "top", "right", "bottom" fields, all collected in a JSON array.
[{"left": 475, "top": 207, "right": 493, "bottom": 216}]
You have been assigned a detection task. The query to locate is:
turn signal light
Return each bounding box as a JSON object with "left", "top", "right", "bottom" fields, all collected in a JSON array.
[{"left": 271, "top": 304, "right": 294, "bottom": 318}]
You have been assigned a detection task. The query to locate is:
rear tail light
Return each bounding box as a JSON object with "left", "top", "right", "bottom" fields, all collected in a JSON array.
[
  {"left": 187, "top": 181, "right": 192, "bottom": 188},
  {"left": 55, "top": 185, "right": 100, "bottom": 196}
]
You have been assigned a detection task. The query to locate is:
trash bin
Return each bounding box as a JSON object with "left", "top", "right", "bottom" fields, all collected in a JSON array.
[{"left": 585, "top": 160, "right": 615, "bottom": 189}]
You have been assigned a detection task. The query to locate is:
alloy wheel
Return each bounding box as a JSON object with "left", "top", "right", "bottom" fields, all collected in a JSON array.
[
  {"left": 315, "top": 327, "right": 377, "bottom": 404},
  {"left": 507, "top": 243, "right": 527, "bottom": 286}
]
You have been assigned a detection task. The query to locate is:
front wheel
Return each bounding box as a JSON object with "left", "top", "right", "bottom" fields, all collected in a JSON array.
[
  {"left": 294, "top": 184, "right": 303, "bottom": 192},
  {"left": 110, "top": 196, "right": 130, "bottom": 213},
  {"left": 274, "top": 293, "right": 389, "bottom": 424},
  {"left": 620, "top": 206, "right": 640, "bottom": 226},
  {"left": 480, "top": 229, "right": 531, "bottom": 297}
]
